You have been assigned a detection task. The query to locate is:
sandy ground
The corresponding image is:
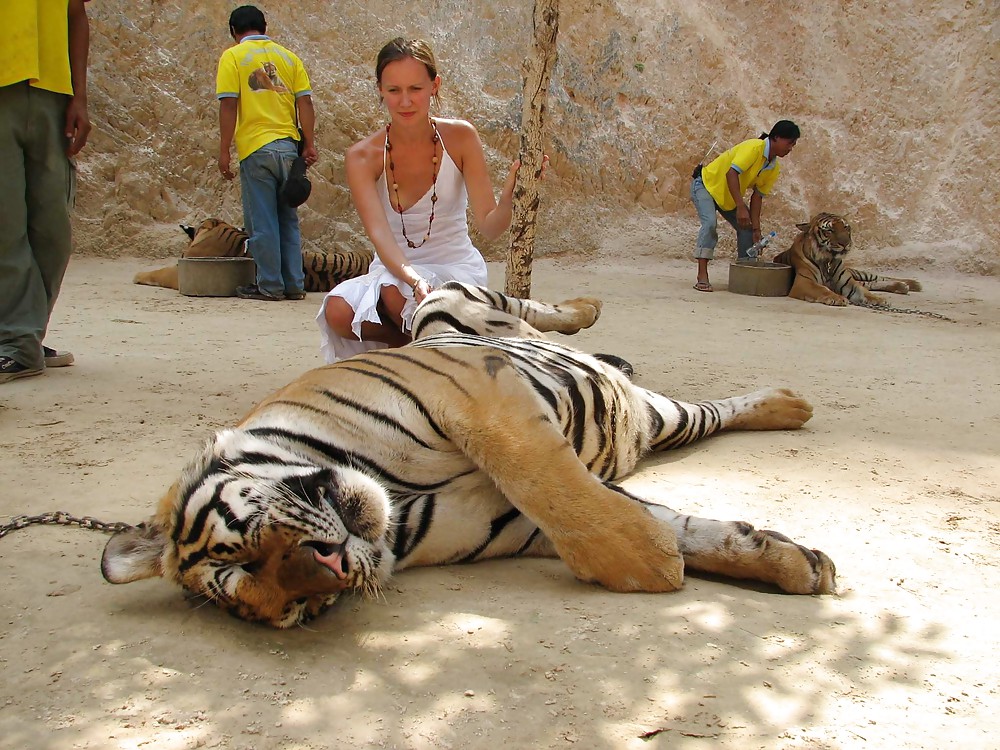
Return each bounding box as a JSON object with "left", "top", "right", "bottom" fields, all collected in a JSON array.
[{"left": 1, "top": 254, "right": 998, "bottom": 750}]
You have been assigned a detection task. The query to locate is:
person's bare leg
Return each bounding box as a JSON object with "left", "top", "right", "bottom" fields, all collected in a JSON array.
[
  {"left": 364, "top": 287, "right": 411, "bottom": 347},
  {"left": 695, "top": 258, "right": 713, "bottom": 290},
  {"left": 358, "top": 319, "right": 410, "bottom": 347},
  {"left": 324, "top": 286, "right": 413, "bottom": 348}
]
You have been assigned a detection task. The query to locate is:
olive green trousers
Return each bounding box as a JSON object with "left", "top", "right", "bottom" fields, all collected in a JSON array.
[{"left": 0, "top": 82, "right": 75, "bottom": 370}]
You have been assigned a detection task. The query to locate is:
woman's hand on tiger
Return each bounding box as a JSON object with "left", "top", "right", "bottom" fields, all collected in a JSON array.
[{"left": 413, "top": 278, "right": 431, "bottom": 303}]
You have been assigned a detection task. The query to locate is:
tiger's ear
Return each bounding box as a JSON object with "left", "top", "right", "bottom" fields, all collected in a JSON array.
[
  {"left": 795, "top": 222, "right": 811, "bottom": 232},
  {"left": 101, "top": 521, "right": 168, "bottom": 584}
]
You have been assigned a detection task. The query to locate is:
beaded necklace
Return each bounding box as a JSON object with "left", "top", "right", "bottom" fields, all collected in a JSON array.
[{"left": 385, "top": 119, "right": 440, "bottom": 249}]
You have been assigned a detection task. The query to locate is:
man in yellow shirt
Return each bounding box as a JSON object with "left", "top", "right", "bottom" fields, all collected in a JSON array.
[
  {"left": 689, "top": 120, "right": 799, "bottom": 292},
  {"left": 1, "top": 0, "right": 91, "bottom": 383},
  {"left": 216, "top": 5, "right": 318, "bottom": 301}
]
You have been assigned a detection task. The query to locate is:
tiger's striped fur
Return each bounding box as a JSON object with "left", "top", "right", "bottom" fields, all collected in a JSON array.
[
  {"left": 133, "top": 219, "right": 373, "bottom": 293},
  {"left": 772, "top": 212, "right": 921, "bottom": 306},
  {"left": 102, "top": 282, "right": 835, "bottom": 628},
  {"left": 302, "top": 245, "right": 374, "bottom": 293}
]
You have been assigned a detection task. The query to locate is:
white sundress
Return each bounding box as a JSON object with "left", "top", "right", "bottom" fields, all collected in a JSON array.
[{"left": 315, "top": 128, "right": 488, "bottom": 363}]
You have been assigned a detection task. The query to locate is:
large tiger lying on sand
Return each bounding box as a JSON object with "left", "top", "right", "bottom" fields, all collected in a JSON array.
[
  {"left": 133, "top": 219, "right": 373, "bottom": 294},
  {"left": 773, "top": 212, "right": 922, "bottom": 306},
  {"left": 102, "top": 282, "right": 836, "bottom": 628}
]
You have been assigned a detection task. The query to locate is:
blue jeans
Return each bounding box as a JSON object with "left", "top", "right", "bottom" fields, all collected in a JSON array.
[
  {"left": 239, "top": 138, "right": 305, "bottom": 296},
  {"left": 690, "top": 176, "right": 754, "bottom": 260}
]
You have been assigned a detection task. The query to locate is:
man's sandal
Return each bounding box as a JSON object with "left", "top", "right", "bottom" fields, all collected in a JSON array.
[{"left": 693, "top": 281, "right": 714, "bottom": 292}]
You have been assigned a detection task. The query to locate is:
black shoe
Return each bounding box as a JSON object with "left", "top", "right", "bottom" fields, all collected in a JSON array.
[
  {"left": 236, "top": 285, "right": 284, "bottom": 301},
  {"left": 43, "top": 346, "right": 75, "bottom": 367},
  {"left": 0, "top": 356, "right": 43, "bottom": 384},
  {"left": 284, "top": 290, "right": 306, "bottom": 300}
]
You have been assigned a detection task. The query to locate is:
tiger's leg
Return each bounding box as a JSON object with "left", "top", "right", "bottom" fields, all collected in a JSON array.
[
  {"left": 788, "top": 272, "right": 849, "bottom": 306},
  {"left": 423, "top": 346, "right": 684, "bottom": 593},
  {"left": 412, "top": 282, "right": 602, "bottom": 340},
  {"left": 639, "top": 500, "right": 835, "bottom": 594},
  {"left": 627, "top": 386, "right": 832, "bottom": 593},
  {"left": 641, "top": 387, "right": 813, "bottom": 453},
  {"left": 850, "top": 269, "right": 921, "bottom": 294},
  {"left": 133, "top": 264, "right": 180, "bottom": 289}
]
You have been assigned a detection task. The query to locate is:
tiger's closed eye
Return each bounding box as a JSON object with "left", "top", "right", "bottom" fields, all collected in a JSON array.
[{"left": 241, "top": 560, "right": 263, "bottom": 575}]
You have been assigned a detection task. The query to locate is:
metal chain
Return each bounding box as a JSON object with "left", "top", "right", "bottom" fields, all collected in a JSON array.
[
  {"left": 855, "top": 301, "right": 955, "bottom": 322},
  {"left": 0, "top": 511, "right": 133, "bottom": 541}
]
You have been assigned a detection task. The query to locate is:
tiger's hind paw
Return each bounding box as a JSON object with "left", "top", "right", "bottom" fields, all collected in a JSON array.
[
  {"left": 728, "top": 387, "right": 813, "bottom": 431},
  {"left": 552, "top": 297, "right": 602, "bottom": 335},
  {"left": 763, "top": 532, "right": 837, "bottom": 595},
  {"left": 747, "top": 528, "right": 837, "bottom": 595}
]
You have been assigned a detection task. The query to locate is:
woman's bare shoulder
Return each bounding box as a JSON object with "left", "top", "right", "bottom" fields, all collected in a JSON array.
[
  {"left": 434, "top": 117, "right": 480, "bottom": 143},
  {"left": 345, "top": 129, "right": 386, "bottom": 173}
]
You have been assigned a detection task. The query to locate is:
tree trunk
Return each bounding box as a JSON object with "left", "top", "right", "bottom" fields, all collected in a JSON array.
[{"left": 505, "top": 0, "right": 559, "bottom": 299}]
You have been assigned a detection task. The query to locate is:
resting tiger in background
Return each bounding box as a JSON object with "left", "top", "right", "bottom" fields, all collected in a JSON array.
[
  {"left": 102, "top": 282, "right": 836, "bottom": 628},
  {"left": 773, "top": 212, "right": 922, "bottom": 306},
  {"left": 132, "top": 218, "right": 373, "bottom": 294}
]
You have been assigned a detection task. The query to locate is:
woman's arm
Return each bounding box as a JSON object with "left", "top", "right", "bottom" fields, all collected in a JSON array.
[
  {"left": 444, "top": 120, "right": 518, "bottom": 242},
  {"left": 345, "top": 137, "right": 425, "bottom": 290}
]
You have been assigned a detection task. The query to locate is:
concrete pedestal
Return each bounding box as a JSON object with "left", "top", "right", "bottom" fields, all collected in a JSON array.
[
  {"left": 178, "top": 257, "right": 256, "bottom": 297},
  {"left": 728, "top": 261, "right": 793, "bottom": 297}
]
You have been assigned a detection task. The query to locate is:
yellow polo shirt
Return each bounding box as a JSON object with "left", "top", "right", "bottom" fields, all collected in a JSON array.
[
  {"left": 6, "top": 0, "right": 80, "bottom": 95},
  {"left": 701, "top": 138, "right": 781, "bottom": 211},
  {"left": 216, "top": 36, "right": 312, "bottom": 161}
]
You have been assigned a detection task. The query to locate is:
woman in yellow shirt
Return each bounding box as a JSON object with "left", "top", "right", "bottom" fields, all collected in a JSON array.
[{"left": 690, "top": 120, "right": 799, "bottom": 292}]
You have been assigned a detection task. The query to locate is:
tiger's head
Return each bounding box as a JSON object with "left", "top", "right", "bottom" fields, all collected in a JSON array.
[
  {"left": 101, "top": 430, "right": 394, "bottom": 628},
  {"left": 796, "top": 212, "right": 852, "bottom": 259},
  {"left": 180, "top": 218, "right": 248, "bottom": 259}
]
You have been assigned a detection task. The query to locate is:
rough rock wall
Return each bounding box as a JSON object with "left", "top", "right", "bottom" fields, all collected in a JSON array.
[{"left": 76, "top": 0, "right": 998, "bottom": 273}]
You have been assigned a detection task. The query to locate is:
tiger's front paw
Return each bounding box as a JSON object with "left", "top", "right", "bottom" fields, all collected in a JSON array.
[
  {"left": 554, "top": 511, "right": 684, "bottom": 593},
  {"left": 821, "top": 294, "right": 849, "bottom": 306}
]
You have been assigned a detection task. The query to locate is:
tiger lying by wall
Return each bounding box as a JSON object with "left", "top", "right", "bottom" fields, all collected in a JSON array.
[
  {"left": 102, "top": 282, "right": 836, "bottom": 628},
  {"left": 133, "top": 219, "right": 373, "bottom": 294},
  {"left": 773, "top": 212, "right": 922, "bottom": 306}
]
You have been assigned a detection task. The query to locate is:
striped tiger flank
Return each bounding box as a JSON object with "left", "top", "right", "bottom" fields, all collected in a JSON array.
[{"left": 301, "top": 248, "right": 374, "bottom": 293}]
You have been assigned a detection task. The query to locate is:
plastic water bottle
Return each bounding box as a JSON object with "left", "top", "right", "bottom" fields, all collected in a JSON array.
[{"left": 745, "top": 231, "right": 777, "bottom": 260}]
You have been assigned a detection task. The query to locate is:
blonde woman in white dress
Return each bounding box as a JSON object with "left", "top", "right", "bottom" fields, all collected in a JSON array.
[{"left": 317, "top": 37, "right": 533, "bottom": 363}]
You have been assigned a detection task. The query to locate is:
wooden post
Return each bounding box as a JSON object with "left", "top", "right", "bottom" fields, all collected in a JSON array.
[{"left": 505, "top": 0, "right": 559, "bottom": 299}]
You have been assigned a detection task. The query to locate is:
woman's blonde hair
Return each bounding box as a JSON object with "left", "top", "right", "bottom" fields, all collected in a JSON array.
[{"left": 376, "top": 37, "right": 438, "bottom": 84}]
